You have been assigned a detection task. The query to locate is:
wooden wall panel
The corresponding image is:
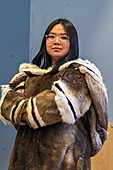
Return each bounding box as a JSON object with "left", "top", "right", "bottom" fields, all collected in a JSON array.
[{"left": 91, "top": 123, "right": 113, "bottom": 170}]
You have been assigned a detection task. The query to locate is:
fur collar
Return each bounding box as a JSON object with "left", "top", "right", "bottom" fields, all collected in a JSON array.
[
  {"left": 19, "top": 58, "right": 102, "bottom": 80},
  {"left": 19, "top": 63, "right": 52, "bottom": 75}
]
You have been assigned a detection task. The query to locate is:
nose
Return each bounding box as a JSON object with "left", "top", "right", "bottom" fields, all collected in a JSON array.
[{"left": 54, "top": 36, "right": 60, "bottom": 44}]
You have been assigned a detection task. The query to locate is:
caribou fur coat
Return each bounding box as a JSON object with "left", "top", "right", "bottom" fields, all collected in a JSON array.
[{"left": 0, "top": 59, "right": 108, "bottom": 170}]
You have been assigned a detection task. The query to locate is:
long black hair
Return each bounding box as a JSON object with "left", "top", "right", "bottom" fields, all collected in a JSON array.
[{"left": 32, "top": 18, "right": 79, "bottom": 74}]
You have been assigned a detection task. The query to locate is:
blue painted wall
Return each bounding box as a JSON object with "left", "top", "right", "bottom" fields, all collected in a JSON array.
[
  {"left": 29, "top": 0, "right": 113, "bottom": 123},
  {"left": 0, "top": 0, "right": 30, "bottom": 169}
]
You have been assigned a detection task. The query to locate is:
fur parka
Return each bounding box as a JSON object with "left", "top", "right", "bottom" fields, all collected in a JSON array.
[{"left": 0, "top": 59, "right": 108, "bottom": 170}]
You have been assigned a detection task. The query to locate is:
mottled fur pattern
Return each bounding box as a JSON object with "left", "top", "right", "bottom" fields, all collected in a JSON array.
[{"left": 0, "top": 59, "right": 108, "bottom": 170}]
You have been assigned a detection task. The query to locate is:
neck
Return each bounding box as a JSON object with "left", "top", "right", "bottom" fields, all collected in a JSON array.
[{"left": 52, "top": 60, "right": 57, "bottom": 67}]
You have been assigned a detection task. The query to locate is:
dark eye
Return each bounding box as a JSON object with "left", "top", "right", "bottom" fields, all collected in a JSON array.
[
  {"left": 61, "top": 36, "right": 69, "bottom": 40},
  {"left": 48, "top": 35, "right": 55, "bottom": 39}
]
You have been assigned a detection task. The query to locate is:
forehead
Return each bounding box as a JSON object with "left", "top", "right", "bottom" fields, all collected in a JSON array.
[{"left": 49, "top": 23, "right": 67, "bottom": 34}]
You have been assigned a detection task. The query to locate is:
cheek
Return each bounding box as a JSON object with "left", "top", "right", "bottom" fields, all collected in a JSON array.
[
  {"left": 46, "top": 43, "right": 50, "bottom": 54},
  {"left": 64, "top": 43, "right": 70, "bottom": 53}
]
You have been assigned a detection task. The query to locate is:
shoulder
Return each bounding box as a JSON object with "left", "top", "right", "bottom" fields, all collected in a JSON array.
[
  {"left": 59, "top": 58, "right": 103, "bottom": 81},
  {"left": 10, "top": 63, "right": 52, "bottom": 85},
  {"left": 19, "top": 63, "right": 52, "bottom": 76}
]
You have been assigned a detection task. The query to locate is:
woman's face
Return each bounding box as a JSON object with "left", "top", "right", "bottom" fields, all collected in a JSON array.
[{"left": 46, "top": 23, "right": 70, "bottom": 66}]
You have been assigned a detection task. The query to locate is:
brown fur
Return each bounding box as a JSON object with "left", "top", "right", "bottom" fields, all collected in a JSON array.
[{"left": 0, "top": 60, "right": 108, "bottom": 170}]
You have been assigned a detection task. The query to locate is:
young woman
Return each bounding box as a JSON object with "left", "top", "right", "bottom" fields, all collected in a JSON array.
[{"left": 0, "top": 19, "right": 108, "bottom": 170}]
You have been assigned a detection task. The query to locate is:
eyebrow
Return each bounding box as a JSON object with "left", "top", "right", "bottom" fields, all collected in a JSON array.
[{"left": 49, "top": 32, "right": 68, "bottom": 35}]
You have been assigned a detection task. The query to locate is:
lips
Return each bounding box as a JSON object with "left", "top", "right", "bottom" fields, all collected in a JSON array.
[{"left": 53, "top": 47, "right": 62, "bottom": 50}]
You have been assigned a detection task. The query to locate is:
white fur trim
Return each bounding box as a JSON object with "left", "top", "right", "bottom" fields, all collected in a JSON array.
[
  {"left": 10, "top": 104, "right": 16, "bottom": 121},
  {"left": 10, "top": 72, "right": 26, "bottom": 83},
  {"left": 52, "top": 84, "right": 75, "bottom": 124},
  {"left": 59, "top": 58, "right": 102, "bottom": 80},
  {"left": 79, "top": 65, "right": 108, "bottom": 104},
  {"left": 54, "top": 80, "right": 81, "bottom": 117},
  {"left": 14, "top": 81, "right": 25, "bottom": 93},
  {"left": 32, "top": 97, "right": 45, "bottom": 127},
  {"left": 19, "top": 63, "right": 52, "bottom": 75},
  {"left": 52, "top": 80, "right": 91, "bottom": 119},
  {"left": 12, "top": 99, "right": 26, "bottom": 123},
  {"left": 19, "top": 63, "right": 38, "bottom": 71},
  {"left": 26, "top": 98, "right": 38, "bottom": 129},
  {"left": 0, "top": 85, "right": 11, "bottom": 125},
  {"left": 17, "top": 59, "right": 101, "bottom": 80},
  {"left": 15, "top": 81, "right": 25, "bottom": 88},
  {"left": 79, "top": 66, "right": 101, "bottom": 83},
  {"left": 53, "top": 80, "right": 80, "bottom": 118},
  {"left": 75, "top": 59, "right": 102, "bottom": 80}
]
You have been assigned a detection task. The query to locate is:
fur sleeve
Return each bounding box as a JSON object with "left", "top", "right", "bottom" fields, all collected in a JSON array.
[
  {"left": 59, "top": 59, "right": 108, "bottom": 155},
  {"left": 26, "top": 90, "right": 62, "bottom": 129},
  {"left": 78, "top": 63, "right": 108, "bottom": 129},
  {"left": 0, "top": 71, "right": 27, "bottom": 125},
  {"left": 59, "top": 59, "right": 108, "bottom": 130},
  {"left": 52, "top": 68, "right": 92, "bottom": 122},
  {"left": 78, "top": 61, "right": 108, "bottom": 156},
  {"left": 24, "top": 68, "right": 92, "bottom": 129}
]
